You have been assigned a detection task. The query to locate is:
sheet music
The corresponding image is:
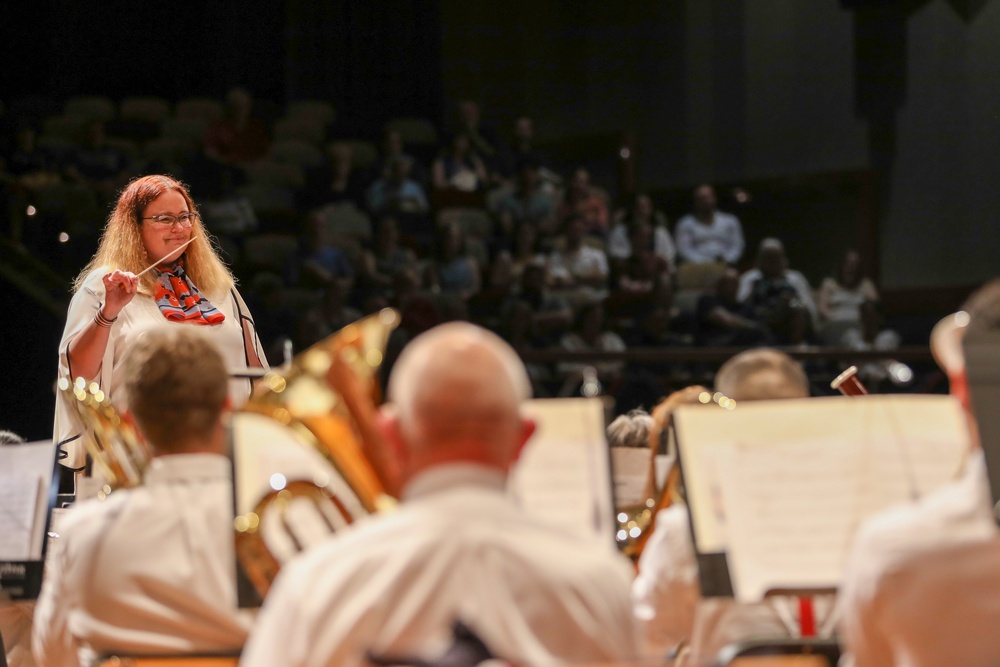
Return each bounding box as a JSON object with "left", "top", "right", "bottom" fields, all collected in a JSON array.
[
  {"left": 0, "top": 474, "right": 43, "bottom": 560},
  {"left": 509, "top": 398, "right": 615, "bottom": 547},
  {"left": 610, "top": 447, "right": 651, "bottom": 507},
  {"left": 674, "top": 395, "right": 970, "bottom": 601}
]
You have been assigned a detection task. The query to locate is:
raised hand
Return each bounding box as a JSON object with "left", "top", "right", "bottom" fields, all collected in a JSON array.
[{"left": 101, "top": 270, "right": 139, "bottom": 318}]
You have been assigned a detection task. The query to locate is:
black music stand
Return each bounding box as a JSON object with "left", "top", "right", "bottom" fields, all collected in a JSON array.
[{"left": 0, "top": 440, "right": 60, "bottom": 601}]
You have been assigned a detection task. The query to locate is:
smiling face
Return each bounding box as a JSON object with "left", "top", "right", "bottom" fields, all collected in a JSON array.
[{"left": 140, "top": 189, "right": 193, "bottom": 266}]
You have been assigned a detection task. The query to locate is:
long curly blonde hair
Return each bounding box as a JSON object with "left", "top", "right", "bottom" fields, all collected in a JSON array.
[{"left": 74, "top": 174, "right": 234, "bottom": 301}]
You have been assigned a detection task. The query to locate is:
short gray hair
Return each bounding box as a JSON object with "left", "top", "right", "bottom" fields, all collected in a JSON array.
[
  {"left": 606, "top": 409, "right": 654, "bottom": 448},
  {"left": 715, "top": 348, "right": 809, "bottom": 401}
]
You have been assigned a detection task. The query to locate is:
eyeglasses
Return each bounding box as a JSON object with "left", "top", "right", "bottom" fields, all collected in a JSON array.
[{"left": 141, "top": 212, "right": 199, "bottom": 228}]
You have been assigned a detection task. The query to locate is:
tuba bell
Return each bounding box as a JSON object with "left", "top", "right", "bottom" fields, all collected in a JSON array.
[
  {"left": 58, "top": 376, "right": 151, "bottom": 491},
  {"left": 232, "top": 307, "right": 400, "bottom": 596}
]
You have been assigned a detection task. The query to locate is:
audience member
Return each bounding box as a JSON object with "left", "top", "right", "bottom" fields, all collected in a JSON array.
[
  {"left": 289, "top": 211, "right": 355, "bottom": 292},
  {"left": 453, "top": 99, "right": 503, "bottom": 175},
  {"left": 498, "top": 116, "right": 552, "bottom": 183},
  {"left": 64, "top": 120, "right": 133, "bottom": 205},
  {"left": 548, "top": 214, "right": 610, "bottom": 304},
  {"left": 695, "top": 268, "right": 772, "bottom": 347},
  {"left": 505, "top": 220, "right": 548, "bottom": 283},
  {"left": 203, "top": 87, "right": 270, "bottom": 166},
  {"left": 501, "top": 261, "right": 574, "bottom": 350},
  {"left": 295, "top": 280, "right": 363, "bottom": 350},
  {"left": 299, "top": 141, "right": 368, "bottom": 211},
  {"left": 34, "top": 328, "right": 253, "bottom": 667},
  {"left": 557, "top": 167, "right": 610, "bottom": 237},
  {"left": 674, "top": 184, "right": 744, "bottom": 265},
  {"left": 357, "top": 215, "right": 419, "bottom": 301},
  {"left": 557, "top": 300, "right": 627, "bottom": 388},
  {"left": 491, "top": 156, "right": 557, "bottom": 238},
  {"left": 432, "top": 133, "right": 488, "bottom": 193},
  {"left": 632, "top": 349, "right": 822, "bottom": 666},
  {"left": 817, "top": 249, "right": 899, "bottom": 351},
  {"left": 424, "top": 221, "right": 481, "bottom": 302},
  {"left": 838, "top": 280, "right": 1000, "bottom": 667},
  {"left": 737, "top": 238, "right": 817, "bottom": 345},
  {"left": 240, "top": 322, "right": 639, "bottom": 667},
  {"left": 366, "top": 155, "right": 429, "bottom": 219},
  {"left": 370, "top": 128, "right": 428, "bottom": 189},
  {"left": 608, "top": 193, "right": 676, "bottom": 274}
]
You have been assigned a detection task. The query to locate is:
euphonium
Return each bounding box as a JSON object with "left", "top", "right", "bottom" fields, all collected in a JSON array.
[
  {"left": 58, "top": 376, "right": 151, "bottom": 491},
  {"left": 233, "top": 307, "right": 400, "bottom": 596}
]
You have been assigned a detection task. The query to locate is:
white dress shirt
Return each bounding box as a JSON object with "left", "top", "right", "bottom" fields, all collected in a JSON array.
[
  {"left": 32, "top": 454, "right": 252, "bottom": 667},
  {"left": 839, "top": 450, "right": 999, "bottom": 667},
  {"left": 675, "top": 213, "right": 744, "bottom": 265},
  {"left": 240, "top": 464, "right": 639, "bottom": 667},
  {"left": 53, "top": 268, "right": 265, "bottom": 469},
  {"left": 633, "top": 505, "right": 837, "bottom": 666}
]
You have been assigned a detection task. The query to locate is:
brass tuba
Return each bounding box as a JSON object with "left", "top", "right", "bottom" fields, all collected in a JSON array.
[
  {"left": 232, "top": 307, "right": 400, "bottom": 596},
  {"left": 58, "top": 376, "right": 151, "bottom": 491}
]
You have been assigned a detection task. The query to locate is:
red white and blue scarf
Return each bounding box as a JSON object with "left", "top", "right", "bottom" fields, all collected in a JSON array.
[{"left": 153, "top": 256, "right": 225, "bottom": 325}]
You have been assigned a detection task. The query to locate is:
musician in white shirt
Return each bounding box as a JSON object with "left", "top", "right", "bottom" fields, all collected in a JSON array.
[
  {"left": 240, "top": 322, "right": 639, "bottom": 667},
  {"left": 838, "top": 280, "right": 1000, "bottom": 667},
  {"left": 633, "top": 348, "right": 838, "bottom": 665},
  {"left": 33, "top": 328, "right": 252, "bottom": 667}
]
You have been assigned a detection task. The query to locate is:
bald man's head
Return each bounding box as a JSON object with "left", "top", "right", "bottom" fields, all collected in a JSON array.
[
  {"left": 715, "top": 348, "right": 810, "bottom": 401},
  {"left": 383, "top": 323, "right": 535, "bottom": 480}
]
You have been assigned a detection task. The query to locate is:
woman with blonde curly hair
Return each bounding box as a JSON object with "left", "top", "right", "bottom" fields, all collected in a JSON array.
[{"left": 54, "top": 174, "right": 266, "bottom": 471}]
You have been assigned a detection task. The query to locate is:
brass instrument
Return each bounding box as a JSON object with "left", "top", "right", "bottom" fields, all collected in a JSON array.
[
  {"left": 617, "top": 385, "right": 725, "bottom": 561},
  {"left": 58, "top": 376, "right": 151, "bottom": 491},
  {"left": 233, "top": 307, "right": 400, "bottom": 596}
]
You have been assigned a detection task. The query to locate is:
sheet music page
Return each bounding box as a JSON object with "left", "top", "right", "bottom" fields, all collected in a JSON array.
[
  {"left": 0, "top": 441, "right": 57, "bottom": 562},
  {"left": 675, "top": 395, "right": 970, "bottom": 602},
  {"left": 509, "top": 398, "right": 615, "bottom": 547},
  {"left": 0, "top": 474, "right": 42, "bottom": 560},
  {"left": 610, "top": 447, "right": 651, "bottom": 507}
]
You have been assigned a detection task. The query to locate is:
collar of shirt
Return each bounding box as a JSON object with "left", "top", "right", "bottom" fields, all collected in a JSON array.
[
  {"left": 144, "top": 453, "right": 232, "bottom": 485},
  {"left": 402, "top": 463, "right": 507, "bottom": 502}
]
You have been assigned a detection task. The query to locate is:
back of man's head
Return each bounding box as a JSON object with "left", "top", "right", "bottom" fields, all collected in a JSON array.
[
  {"left": 961, "top": 278, "right": 1000, "bottom": 337},
  {"left": 385, "top": 322, "right": 534, "bottom": 480},
  {"left": 124, "top": 327, "right": 229, "bottom": 454},
  {"left": 715, "top": 348, "right": 809, "bottom": 401}
]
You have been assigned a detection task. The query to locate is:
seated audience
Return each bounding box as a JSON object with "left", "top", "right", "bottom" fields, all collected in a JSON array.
[
  {"left": 557, "top": 167, "right": 610, "bottom": 237},
  {"left": 33, "top": 328, "right": 252, "bottom": 667},
  {"left": 838, "top": 279, "right": 1000, "bottom": 667},
  {"left": 817, "top": 248, "right": 899, "bottom": 351},
  {"left": 240, "top": 322, "right": 639, "bottom": 667},
  {"left": 491, "top": 156, "right": 558, "bottom": 239},
  {"left": 357, "top": 215, "right": 419, "bottom": 301},
  {"left": 502, "top": 261, "right": 574, "bottom": 350},
  {"left": 424, "top": 220, "right": 481, "bottom": 303},
  {"left": 505, "top": 219, "right": 548, "bottom": 283},
  {"left": 64, "top": 120, "right": 133, "bottom": 205},
  {"left": 203, "top": 86, "right": 270, "bottom": 166},
  {"left": 367, "top": 157, "right": 432, "bottom": 243},
  {"left": 295, "top": 280, "right": 363, "bottom": 350},
  {"left": 608, "top": 193, "right": 676, "bottom": 275},
  {"left": 632, "top": 349, "right": 835, "bottom": 666},
  {"left": 548, "top": 214, "right": 610, "bottom": 304},
  {"left": 674, "top": 184, "right": 744, "bottom": 265},
  {"left": 299, "top": 141, "right": 368, "bottom": 211},
  {"left": 695, "top": 268, "right": 772, "bottom": 347},
  {"left": 432, "top": 132, "right": 488, "bottom": 193},
  {"left": 737, "top": 238, "right": 817, "bottom": 345},
  {"left": 453, "top": 99, "right": 503, "bottom": 176},
  {"left": 370, "top": 128, "right": 429, "bottom": 189},
  {"left": 289, "top": 211, "right": 355, "bottom": 292},
  {"left": 557, "top": 300, "right": 627, "bottom": 387}
]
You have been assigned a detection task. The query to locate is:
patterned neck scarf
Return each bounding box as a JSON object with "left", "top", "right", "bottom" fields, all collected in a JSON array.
[{"left": 153, "top": 256, "right": 225, "bottom": 325}]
